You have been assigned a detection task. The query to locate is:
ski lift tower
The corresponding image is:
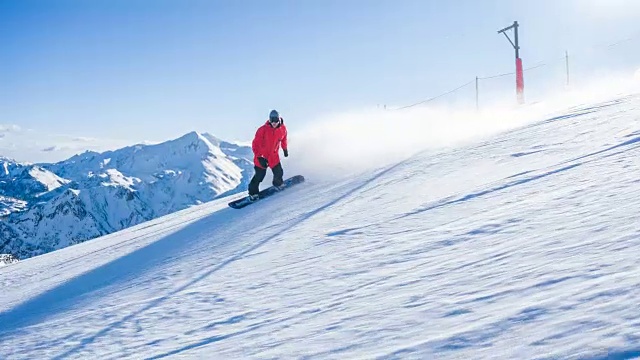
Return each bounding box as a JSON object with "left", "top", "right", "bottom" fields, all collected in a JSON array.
[{"left": 498, "top": 21, "right": 524, "bottom": 104}]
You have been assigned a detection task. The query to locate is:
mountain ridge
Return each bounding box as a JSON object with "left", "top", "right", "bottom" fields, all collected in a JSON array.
[{"left": 0, "top": 131, "right": 253, "bottom": 260}]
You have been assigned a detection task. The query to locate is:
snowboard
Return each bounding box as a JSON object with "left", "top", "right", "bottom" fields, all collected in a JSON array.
[{"left": 228, "top": 175, "right": 305, "bottom": 209}]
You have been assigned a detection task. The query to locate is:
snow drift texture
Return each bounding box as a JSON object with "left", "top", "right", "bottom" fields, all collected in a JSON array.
[{"left": 0, "top": 91, "right": 639, "bottom": 359}]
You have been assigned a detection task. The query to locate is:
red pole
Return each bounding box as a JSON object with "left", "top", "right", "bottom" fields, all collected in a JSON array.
[
  {"left": 499, "top": 21, "right": 524, "bottom": 104},
  {"left": 516, "top": 57, "right": 524, "bottom": 104}
]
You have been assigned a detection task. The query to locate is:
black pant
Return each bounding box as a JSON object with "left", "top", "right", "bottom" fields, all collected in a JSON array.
[{"left": 249, "top": 163, "right": 284, "bottom": 195}]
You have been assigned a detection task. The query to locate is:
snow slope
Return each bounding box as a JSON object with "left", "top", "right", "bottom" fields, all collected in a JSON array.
[{"left": 1, "top": 94, "right": 640, "bottom": 359}]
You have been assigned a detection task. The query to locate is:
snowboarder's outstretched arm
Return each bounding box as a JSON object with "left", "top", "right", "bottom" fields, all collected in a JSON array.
[
  {"left": 282, "top": 124, "right": 288, "bottom": 157},
  {"left": 252, "top": 126, "right": 266, "bottom": 158}
]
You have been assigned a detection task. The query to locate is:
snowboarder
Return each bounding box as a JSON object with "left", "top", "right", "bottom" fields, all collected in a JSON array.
[{"left": 248, "top": 109, "right": 289, "bottom": 201}]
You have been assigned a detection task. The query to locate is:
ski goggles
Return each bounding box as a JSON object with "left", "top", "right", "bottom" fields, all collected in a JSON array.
[{"left": 269, "top": 116, "right": 280, "bottom": 124}]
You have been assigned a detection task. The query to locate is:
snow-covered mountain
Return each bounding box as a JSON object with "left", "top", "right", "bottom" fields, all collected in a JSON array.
[
  {"left": 1, "top": 94, "right": 639, "bottom": 359},
  {"left": 0, "top": 157, "right": 69, "bottom": 216},
  {"left": 0, "top": 131, "right": 253, "bottom": 260}
]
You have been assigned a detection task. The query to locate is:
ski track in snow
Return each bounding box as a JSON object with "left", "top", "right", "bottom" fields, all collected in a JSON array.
[{"left": 1, "top": 95, "right": 640, "bottom": 359}]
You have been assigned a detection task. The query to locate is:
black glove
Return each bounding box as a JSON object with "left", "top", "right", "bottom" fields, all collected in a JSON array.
[
  {"left": 258, "top": 157, "right": 268, "bottom": 168},
  {"left": 283, "top": 149, "right": 289, "bottom": 157}
]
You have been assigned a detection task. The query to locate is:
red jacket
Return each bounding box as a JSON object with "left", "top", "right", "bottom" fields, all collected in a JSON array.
[{"left": 252, "top": 120, "right": 288, "bottom": 168}]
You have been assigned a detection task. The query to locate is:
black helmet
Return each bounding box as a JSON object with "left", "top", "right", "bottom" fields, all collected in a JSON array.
[{"left": 269, "top": 109, "right": 280, "bottom": 123}]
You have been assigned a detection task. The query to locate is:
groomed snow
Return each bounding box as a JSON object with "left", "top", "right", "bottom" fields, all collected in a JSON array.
[{"left": 1, "top": 95, "right": 640, "bottom": 359}]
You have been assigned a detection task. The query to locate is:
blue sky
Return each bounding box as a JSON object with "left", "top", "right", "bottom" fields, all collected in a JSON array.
[{"left": 1, "top": 0, "right": 640, "bottom": 161}]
